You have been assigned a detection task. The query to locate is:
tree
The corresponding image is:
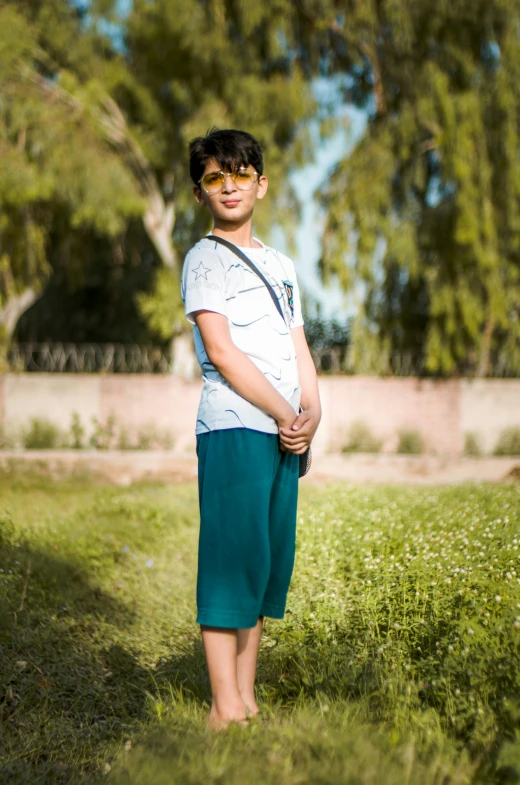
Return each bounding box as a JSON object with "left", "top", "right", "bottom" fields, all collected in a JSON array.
[
  {"left": 3, "top": 0, "right": 319, "bottom": 375},
  {"left": 115, "top": 0, "right": 318, "bottom": 372},
  {"left": 0, "top": 2, "right": 143, "bottom": 359},
  {"left": 312, "top": 0, "right": 520, "bottom": 375}
]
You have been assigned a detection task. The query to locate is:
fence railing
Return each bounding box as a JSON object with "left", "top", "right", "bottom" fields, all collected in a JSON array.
[
  {"left": 5, "top": 341, "right": 520, "bottom": 377},
  {"left": 309, "top": 347, "right": 428, "bottom": 376}
]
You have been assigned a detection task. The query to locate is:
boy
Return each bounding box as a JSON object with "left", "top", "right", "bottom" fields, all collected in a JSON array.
[{"left": 181, "top": 128, "right": 321, "bottom": 730}]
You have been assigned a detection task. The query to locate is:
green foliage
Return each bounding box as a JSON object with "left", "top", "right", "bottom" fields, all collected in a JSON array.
[
  {"left": 116, "top": 425, "right": 133, "bottom": 451},
  {"left": 136, "top": 267, "right": 185, "bottom": 340},
  {"left": 87, "top": 414, "right": 175, "bottom": 451},
  {"left": 302, "top": 315, "right": 350, "bottom": 373},
  {"left": 12, "top": 413, "right": 176, "bottom": 452},
  {"left": 1, "top": 0, "right": 318, "bottom": 347},
  {"left": 348, "top": 318, "right": 393, "bottom": 375},
  {"left": 69, "top": 412, "right": 85, "bottom": 449},
  {"left": 89, "top": 414, "right": 118, "bottom": 450},
  {"left": 4, "top": 0, "right": 520, "bottom": 367},
  {"left": 493, "top": 427, "right": 520, "bottom": 457},
  {"left": 0, "top": 2, "right": 144, "bottom": 350},
  {"left": 397, "top": 429, "right": 425, "bottom": 455},
  {"left": 1, "top": 477, "right": 519, "bottom": 783},
  {"left": 115, "top": 424, "right": 175, "bottom": 451},
  {"left": 464, "top": 432, "right": 484, "bottom": 458},
  {"left": 15, "top": 226, "right": 165, "bottom": 346},
  {"left": 0, "top": 425, "right": 15, "bottom": 449},
  {"left": 342, "top": 420, "right": 382, "bottom": 453},
  {"left": 316, "top": 1, "right": 520, "bottom": 377},
  {"left": 22, "top": 417, "right": 62, "bottom": 449},
  {"left": 90, "top": 0, "right": 318, "bottom": 340},
  {"left": 125, "top": 0, "right": 316, "bottom": 235}
]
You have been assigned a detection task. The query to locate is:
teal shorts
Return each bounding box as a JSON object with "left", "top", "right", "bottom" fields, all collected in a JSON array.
[{"left": 196, "top": 427, "right": 299, "bottom": 629}]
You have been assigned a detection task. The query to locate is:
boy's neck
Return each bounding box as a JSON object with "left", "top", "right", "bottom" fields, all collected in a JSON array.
[{"left": 210, "top": 218, "right": 261, "bottom": 249}]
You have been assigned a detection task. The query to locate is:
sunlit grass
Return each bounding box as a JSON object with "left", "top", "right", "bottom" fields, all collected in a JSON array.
[{"left": 0, "top": 469, "right": 519, "bottom": 783}]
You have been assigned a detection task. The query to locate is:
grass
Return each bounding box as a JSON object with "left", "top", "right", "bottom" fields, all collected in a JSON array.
[{"left": 0, "top": 466, "right": 519, "bottom": 784}]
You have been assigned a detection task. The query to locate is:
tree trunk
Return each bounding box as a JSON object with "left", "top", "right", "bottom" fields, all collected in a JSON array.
[
  {"left": 142, "top": 193, "right": 198, "bottom": 378},
  {"left": 0, "top": 287, "right": 38, "bottom": 340},
  {"left": 0, "top": 287, "right": 39, "bottom": 370},
  {"left": 100, "top": 99, "right": 199, "bottom": 379},
  {"left": 142, "top": 191, "right": 176, "bottom": 270},
  {"left": 171, "top": 332, "right": 199, "bottom": 379}
]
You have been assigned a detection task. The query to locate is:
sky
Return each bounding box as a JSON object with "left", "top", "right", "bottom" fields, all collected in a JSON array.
[
  {"left": 273, "top": 78, "right": 368, "bottom": 320},
  {"left": 289, "top": 115, "right": 366, "bottom": 319}
]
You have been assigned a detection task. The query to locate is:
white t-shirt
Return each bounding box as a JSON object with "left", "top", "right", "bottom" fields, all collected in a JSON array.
[{"left": 181, "top": 235, "right": 304, "bottom": 435}]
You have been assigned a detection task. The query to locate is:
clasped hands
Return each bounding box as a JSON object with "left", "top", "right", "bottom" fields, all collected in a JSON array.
[{"left": 278, "top": 407, "right": 320, "bottom": 455}]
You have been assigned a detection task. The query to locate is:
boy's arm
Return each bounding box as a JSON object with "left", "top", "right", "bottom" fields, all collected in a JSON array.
[
  {"left": 193, "top": 309, "right": 298, "bottom": 429},
  {"left": 279, "top": 326, "right": 321, "bottom": 454}
]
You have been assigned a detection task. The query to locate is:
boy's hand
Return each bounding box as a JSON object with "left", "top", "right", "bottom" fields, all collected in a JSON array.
[
  {"left": 278, "top": 407, "right": 320, "bottom": 454},
  {"left": 277, "top": 404, "right": 299, "bottom": 432}
]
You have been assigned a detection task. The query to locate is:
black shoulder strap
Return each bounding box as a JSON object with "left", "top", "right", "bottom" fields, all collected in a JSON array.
[{"left": 206, "top": 234, "right": 286, "bottom": 325}]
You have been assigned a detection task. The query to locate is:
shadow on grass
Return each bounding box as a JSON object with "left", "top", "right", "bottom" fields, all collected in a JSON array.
[{"left": 0, "top": 533, "right": 206, "bottom": 785}]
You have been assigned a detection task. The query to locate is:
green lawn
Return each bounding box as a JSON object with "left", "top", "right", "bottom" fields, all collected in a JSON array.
[{"left": 1, "top": 466, "right": 519, "bottom": 784}]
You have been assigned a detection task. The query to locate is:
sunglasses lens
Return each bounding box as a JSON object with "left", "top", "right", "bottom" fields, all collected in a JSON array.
[
  {"left": 234, "top": 170, "right": 256, "bottom": 190},
  {"left": 201, "top": 169, "right": 258, "bottom": 194},
  {"left": 201, "top": 172, "right": 225, "bottom": 193}
]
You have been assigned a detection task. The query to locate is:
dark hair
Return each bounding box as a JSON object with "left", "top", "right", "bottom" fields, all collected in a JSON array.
[{"left": 189, "top": 128, "right": 264, "bottom": 185}]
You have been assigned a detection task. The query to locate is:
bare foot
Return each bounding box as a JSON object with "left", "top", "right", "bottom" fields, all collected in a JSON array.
[
  {"left": 243, "top": 701, "right": 260, "bottom": 719},
  {"left": 208, "top": 701, "right": 250, "bottom": 731}
]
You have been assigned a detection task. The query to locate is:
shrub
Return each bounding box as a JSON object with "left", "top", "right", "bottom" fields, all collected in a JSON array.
[
  {"left": 116, "top": 426, "right": 134, "bottom": 450},
  {"left": 493, "top": 426, "right": 520, "bottom": 456},
  {"left": 69, "top": 412, "right": 85, "bottom": 449},
  {"left": 464, "top": 432, "right": 483, "bottom": 457},
  {"left": 159, "top": 431, "right": 175, "bottom": 450},
  {"left": 89, "top": 414, "right": 117, "bottom": 450},
  {"left": 134, "top": 423, "right": 175, "bottom": 450},
  {"left": 396, "top": 428, "right": 424, "bottom": 455},
  {"left": 0, "top": 426, "right": 15, "bottom": 450},
  {"left": 136, "top": 428, "right": 154, "bottom": 450},
  {"left": 342, "top": 420, "right": 382, "bottom": 453},
  {"left": 87, "top": 418, "right": 175, "bottom": 451},
  {"left": 23, "top": 418, "right": 62, "bottom": 449}
]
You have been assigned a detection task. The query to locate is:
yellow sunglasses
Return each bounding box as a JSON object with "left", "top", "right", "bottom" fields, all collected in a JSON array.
[{"left": 198, "top": 167, "right": 260, "bottom": 195}]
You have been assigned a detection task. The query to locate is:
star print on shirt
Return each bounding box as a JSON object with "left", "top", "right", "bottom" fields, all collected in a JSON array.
[{"left": 193, "top": 261, "right": 211, "bottom": 280}]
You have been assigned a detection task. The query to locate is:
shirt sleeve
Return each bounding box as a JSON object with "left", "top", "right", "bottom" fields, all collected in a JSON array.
[{"left": 181, "top": 246, "right": 227, "bottom": 325}]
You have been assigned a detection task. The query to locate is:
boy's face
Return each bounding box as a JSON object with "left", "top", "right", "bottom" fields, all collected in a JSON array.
[{"left": 193, "top": 157, "right": 268, "bottom": 223}]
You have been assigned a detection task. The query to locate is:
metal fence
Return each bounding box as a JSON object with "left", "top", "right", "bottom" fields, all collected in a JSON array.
[
  {"left": 7, "top": 342, "right": 172, "bottom": 374},
  {"left": 5, "top": 341, "right": 520, "bottom": 377},
  {"left": 309, "top": 347, "right": 427, "bottom": 376}
]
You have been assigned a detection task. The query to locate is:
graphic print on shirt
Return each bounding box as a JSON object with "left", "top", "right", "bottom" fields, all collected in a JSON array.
[
  {"left": 181, "top": 237, "right": 304, "bottom": 436},
  {"left": 193, "top": 261, "right": 211, "bottom": 280},
  {"left": 282, "top": 280, "right": 295, "bottom": 319},
  {"left": 186, "top": 260, "right": 219, "bottom": 293}
]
